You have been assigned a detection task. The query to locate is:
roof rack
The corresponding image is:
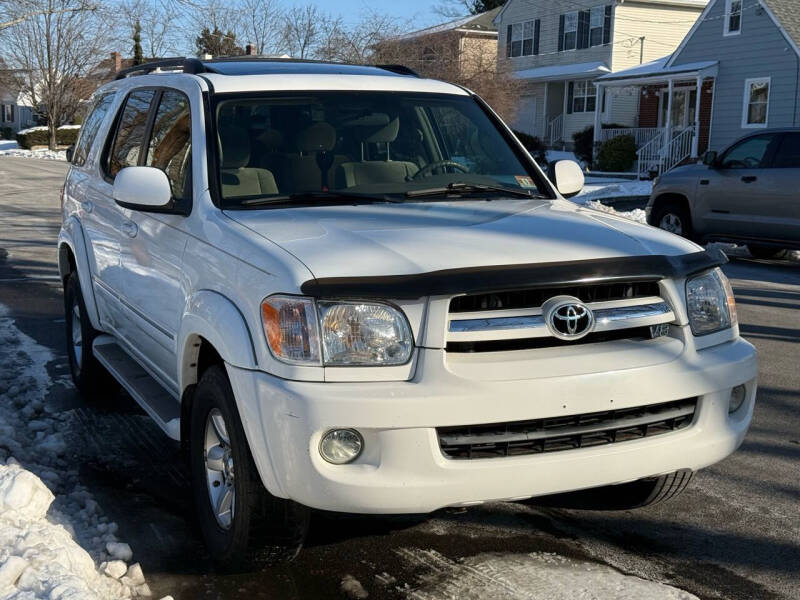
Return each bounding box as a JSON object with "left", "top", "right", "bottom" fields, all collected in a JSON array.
[
  {"left": 114, "top": 56, "right": 420, "bottom": 80},
  {"left": 115, "top": 57, "right": 208, "bottom": 80}
]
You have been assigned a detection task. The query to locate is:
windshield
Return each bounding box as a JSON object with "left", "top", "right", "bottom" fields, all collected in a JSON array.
[{"left": 213, "top": 91, "right": 547, "bottom": 207}]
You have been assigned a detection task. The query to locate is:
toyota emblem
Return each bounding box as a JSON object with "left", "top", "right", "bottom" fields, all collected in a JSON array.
[{"left": 544, "top": 297, "right": 594, "bottom": 340}]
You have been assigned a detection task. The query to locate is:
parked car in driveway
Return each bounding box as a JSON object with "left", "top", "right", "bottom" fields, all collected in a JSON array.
[
  {"left": 647, "top": 129, "right": 800, "bottom": 258},
  {"left": 58, "top": 57, "right": 757, "bottom": 569}
]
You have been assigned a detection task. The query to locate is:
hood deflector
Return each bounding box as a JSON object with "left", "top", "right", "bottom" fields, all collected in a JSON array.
[{"left": 300, "top": 249, "right": 727, "bottom": 299}]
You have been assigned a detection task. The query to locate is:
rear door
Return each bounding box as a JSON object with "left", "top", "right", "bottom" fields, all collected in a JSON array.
[
  {"left": 763, "top": 132, "right": 800, "bottom": 243},
  {"left": 695, "top": 133, "right": 780, "bottom": 239}
]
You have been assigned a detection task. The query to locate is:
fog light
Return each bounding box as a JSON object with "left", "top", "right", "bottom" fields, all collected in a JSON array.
[
  {"left": 319, "top": 429, "right": 363, "bottom": 464},
  {"left": 729, "top": 385, "right": 747, "bottom": 414}
]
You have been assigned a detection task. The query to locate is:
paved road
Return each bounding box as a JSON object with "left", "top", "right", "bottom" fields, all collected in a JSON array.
[{"left": 0, "top": 157, "right": 798, "bottom": 600}]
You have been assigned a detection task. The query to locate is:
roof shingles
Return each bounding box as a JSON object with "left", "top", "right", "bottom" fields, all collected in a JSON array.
[{"left": 764, "top": 0, "right": 800, "bottom": 49}]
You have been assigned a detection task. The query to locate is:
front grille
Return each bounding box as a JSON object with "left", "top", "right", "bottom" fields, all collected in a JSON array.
[
  {"left": 446, "top": 326, "right": 652, "bottom": 353},
  {"left": 437, "top": 398, "right": 696, "bottom": 460},
  {"left": 449, "top": 281, "right": 661, "bottom": 313}
]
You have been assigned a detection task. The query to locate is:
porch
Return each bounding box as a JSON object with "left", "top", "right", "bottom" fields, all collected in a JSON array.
[{"left": 594, "top": 58, "right": 718, "bottom": 179}]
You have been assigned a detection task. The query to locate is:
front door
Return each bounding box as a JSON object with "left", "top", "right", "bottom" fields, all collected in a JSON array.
[
  {"left": 695, "top": 133, "right": 781, "bottom": 239},
  {"left": 660, "top": 88, "right": 697, "bottom": 132}
]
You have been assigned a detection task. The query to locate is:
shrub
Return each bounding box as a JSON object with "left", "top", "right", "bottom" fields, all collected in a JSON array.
[
  {"left": 1, "top": 126, "right": 13, "bottom": 140},
  {"left": 572, "top": 126, "right": 595, "bottom": 167},
  {"left": 16, "top": 125, "right": 81, "bottom": 148},
  {"left": 596, "top": 135, "right": 637, "bottom": 172},
  {"left": 512, "top": 130, "right": 547, "bottom": 163}
]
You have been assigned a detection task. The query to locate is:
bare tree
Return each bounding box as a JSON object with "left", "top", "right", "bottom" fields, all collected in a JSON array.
[
  {"left": 282, "top": 4, "right": 320, "bottom": 59},
  {"left": 169, "top": 0, "right": 244, "bottom": 56},
  {"left": 119, "top": 0, "right": 177, "bottom": 58},
  {"left": 315, "top": 9, "right": 409, "bottom": 64},
  {"left": 0, "top": 0, "right": 94, "bottom": 30},
  {"left": 239, "top": 0, "right": 283, "bottom": 55},
  {"left": 1, "top": 0, "right": 112, "bottom": 149}
]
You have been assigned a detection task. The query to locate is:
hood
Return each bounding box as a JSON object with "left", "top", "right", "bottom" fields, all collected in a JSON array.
[{"left": 226, "top": 199, "right": 700, "bottom": 280}]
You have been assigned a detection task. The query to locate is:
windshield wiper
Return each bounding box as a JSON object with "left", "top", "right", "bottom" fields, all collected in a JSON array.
[
  {"left": 240, "top": 191, "right": 402, "bottom": 208},
  {"left": 405, "top": 182, "right": 537, "bottom": 199}
]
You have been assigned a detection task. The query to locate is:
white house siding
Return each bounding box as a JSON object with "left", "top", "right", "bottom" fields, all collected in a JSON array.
[
  {"left": 512, "top": 82, "right": 547, "bottom": 136},
  {"left": 608, "top": 88, "right": 640, "bottom": 126},
  {"left": 612, "top": 2, "right": 706, "bottom": 72},
  {"left": 671, "top": 0, "right": 800, "bottom": 150}
]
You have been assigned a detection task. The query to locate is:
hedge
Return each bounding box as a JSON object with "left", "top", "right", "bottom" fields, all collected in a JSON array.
[
  {"left": 16, "top": 125, "right": 80, "bottom": 149},
  {"left": 596, "top": 135, "right": 637, "bottom": 172},
  {"left": 512, "top": 130, "right": 547, "bottom": 164}
]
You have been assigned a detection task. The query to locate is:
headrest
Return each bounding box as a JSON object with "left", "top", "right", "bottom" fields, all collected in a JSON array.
[
  {"left": 255, "top": 128, "right": 283, "bottom": 151},
  {"left": 344, "top": 113, "right": 400, "bottom": 144},
  {"left": 296, "top": 122, "right": 336, "bottom": 153},
  {"left": 220, "top": 126, "right": 250, "bottom": 169}
]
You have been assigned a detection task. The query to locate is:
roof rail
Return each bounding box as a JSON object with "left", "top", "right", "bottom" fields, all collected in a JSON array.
[
  {"left": 374, "top": 64, "right": 420, "bottom": 77},
  {"left": 115, "top": 57, "right": 207, "bottom": 80}
]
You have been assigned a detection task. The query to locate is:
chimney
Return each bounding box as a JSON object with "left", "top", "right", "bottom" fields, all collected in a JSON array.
[
  {"left": 111, "top": 51, "right": 122, "bottom": 72},
  {"left": 245, "top": 43, "right": 256, "bottom": 56}
]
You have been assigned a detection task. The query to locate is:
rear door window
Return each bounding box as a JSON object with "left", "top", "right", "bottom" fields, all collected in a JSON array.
[
  {"left": 772, "top": 133, "right": 800, "bottom": 168},
  {"left": 72, "top": 93, "right": 115, "bottom": 166},
  {"left": 145, "top": 90, "right": 192, "bottom": 200},
  {"left": 106, "top": 89, "right": 155, "bottom": 178}
]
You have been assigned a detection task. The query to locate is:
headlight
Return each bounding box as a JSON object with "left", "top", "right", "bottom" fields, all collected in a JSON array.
[
  {"left": 686, "top": 268, "right": 737, "bottom": 335},
  {"left": 261, "top": 296, "right": 413, "bottom": 366}
]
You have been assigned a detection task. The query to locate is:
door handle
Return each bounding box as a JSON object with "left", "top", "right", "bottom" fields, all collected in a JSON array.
[
  {"left": 82, "top": 200, "right": 94, "bottom": 213},
  {"left": 120, "top": 221, "right": 138, "bottom": 238},
  {"left": 741, "top": 176, "right": 757, "bottom": 183}
]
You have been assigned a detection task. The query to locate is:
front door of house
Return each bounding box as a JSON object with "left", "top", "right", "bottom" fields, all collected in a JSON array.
[{"left": 659, "top": 88, "right": 698, "bottom": 131}]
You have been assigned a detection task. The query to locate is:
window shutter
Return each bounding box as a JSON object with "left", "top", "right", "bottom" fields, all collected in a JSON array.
[
  {"left": 567, "top": 82, "right": 574, "bottom": 114},
  {"left": 558, "top": 15, "right": 565, "bottom": 52},
  {"left": 0, "top": 105, "right": 4, "bottom": 123},
  {"left": 578, "top": 11, "right": 590, "bottom": 49},
  {"left": 603, "top": 5, "right": 612, "bottom": 45},
  {"left": 506, "top": 24, "right": 512, "bottom": 58},
  {"left": 534, "top": 19, "right": 541, "bottom": 55}
]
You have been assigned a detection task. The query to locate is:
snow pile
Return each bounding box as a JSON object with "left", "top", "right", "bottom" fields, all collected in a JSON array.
[
  {"left": 0, "top": 305, "right": 160, "bottom": 598},
  {"left": 0, "top": 144, "right": 66, "bottom": 161},
  {"left": 401, "top": 549, "right": 699, "bottom": 600},
  {"left": 584, "top": 200, "right": 648, "bottom": 224},
  {"left": 578, "top": 179, "right": 653, "bottom": 202},
  {"left": 15, "top": 126, "right": 49, "bottom": 135}
]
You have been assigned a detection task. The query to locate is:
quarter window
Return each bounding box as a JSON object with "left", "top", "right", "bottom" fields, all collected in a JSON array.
[
  {"left": 107, "top": 89, "right": 155, "bottom": 178},
  {"left": 724, "top": 0, "right": 742, "bottom": 35},
  {"left": 72, "top": 93, "right": 115, "bottom": 166},
  {"left": 146, "top": 90, "right": 192, "bottom": 200},
  {"left": 742, "top": 78, "right": 769, "bottom": 128}
]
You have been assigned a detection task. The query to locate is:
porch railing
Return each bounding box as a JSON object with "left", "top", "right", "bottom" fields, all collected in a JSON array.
[
  {"left": 636, "top": 127, "right": 695, "bottom": 179},
  {"left": 600, "top": 127, "right": 662, "bottom": 148},
  {"left": 637, "top": 130, "right": 665, "bottom": 180},
  {"left": 547, "top": 114, "right": 564, "bottom": 145}
]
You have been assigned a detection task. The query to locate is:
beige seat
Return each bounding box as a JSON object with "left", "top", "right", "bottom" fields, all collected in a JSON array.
[
  {"left": 282, "top": 122, "right": 345, "bottom": 192},
  {"left": 219, "top": 127, "right": 278, "bottom": 198},
  {"left": 336, "top": 115, "right": 419, "bottom": 188}
]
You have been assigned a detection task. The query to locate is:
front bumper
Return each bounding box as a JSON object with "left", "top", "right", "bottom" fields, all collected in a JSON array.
[{"left": 227, "top": 337, "right": 757, "bottom": 514}]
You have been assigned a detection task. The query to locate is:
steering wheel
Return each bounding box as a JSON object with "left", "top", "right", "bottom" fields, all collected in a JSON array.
[{"left": 411, "top": 160, "right": 469, "bottom": 180}]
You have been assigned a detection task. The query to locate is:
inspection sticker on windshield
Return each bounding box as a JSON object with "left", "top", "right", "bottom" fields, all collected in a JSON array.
[{"left": 515, "top": 175, "right": 536, "bottom": 188}]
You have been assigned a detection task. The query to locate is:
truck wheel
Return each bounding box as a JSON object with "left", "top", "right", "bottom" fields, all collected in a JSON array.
[
  {"left": 747, "top": 245, "right": 787, "bottom": 260},
  {"left": 651, "top": 201, "right": 693, "bottom": 240},
  {"left": 533, "top": 470, "right": 694, "bottom": 510},
  {"left": 189, "top": 365, "right": 309, "bottom": 571},
  {"left": 64, "top": 272, "right": 119, "bottom": 398}
]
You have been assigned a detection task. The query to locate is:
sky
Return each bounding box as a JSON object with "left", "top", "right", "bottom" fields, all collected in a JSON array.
[{"left": 282, "top": 0, "right": 448, "bottom": 30}]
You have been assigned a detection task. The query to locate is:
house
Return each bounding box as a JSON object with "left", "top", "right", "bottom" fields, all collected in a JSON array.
[
  {"left": 377, "top": 8, "right": 501, "bottom": 82},
  {"left": 596, "top": 0, "right": 800, "bottom": 177},
  {"left": 494, "top": 0, "right": 708, "bottom": 148},
  {"left": 0, "top": 63, "right": 35, "bottom": 134}
]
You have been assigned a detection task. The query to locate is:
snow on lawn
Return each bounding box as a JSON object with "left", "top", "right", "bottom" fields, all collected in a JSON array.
[
  {"left": 0, "top": 304, "right": 162, "bottom": 598},
  {"left": 400, "top": 549, "right": 699, "bottom": 600},
  {"left": 0, "top": 141, "right": 66, "bottom": 161}
]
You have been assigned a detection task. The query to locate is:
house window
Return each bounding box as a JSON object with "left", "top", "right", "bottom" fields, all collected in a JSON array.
[
  {"left": 563, "top": 12, "right": 578, "bottom": 51},
  {"left": 569, "top": 81, "right": 597, "bottom": 113},
  {"left": 590, "top": 6, "right": 604, "bottom": 47},
  {"left": 724, "top": 0, "right": 742, "bottom": 35},
  {"left": 506, "top": 19, "right": 540, "bottom": 58},
  {"left": 742, "top": 77, "right": 769, "bottom": 128},
  {"left": 2, "top": 105, "right": 13, "bottom": 122}
]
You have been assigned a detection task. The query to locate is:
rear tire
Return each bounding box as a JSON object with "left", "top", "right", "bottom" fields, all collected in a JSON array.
[
  {"left": 64, "top": 272, "right": 119, "bottom": 399},
  {"left": 650, "top": 201, "right": 694, "bottom": 240},
  {"left": 532, "top": 470, "right": 694, "bottom": 511},
  {"left": 189, "top": 365, "right": 309, "bottom": 571},
  {"left": 747, "top": 244, "right": 787, "bottom": 260}
]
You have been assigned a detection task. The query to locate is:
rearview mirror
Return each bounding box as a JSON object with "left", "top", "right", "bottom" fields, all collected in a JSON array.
[
  {"left": 702, "top": 150, "right": 718, "bottom": 167},
  {"left": 113, "top": 166, "right": 173, "bottom": 212},
  {"left": 549, "top": 160, "right": 584, "bottom": 198}
]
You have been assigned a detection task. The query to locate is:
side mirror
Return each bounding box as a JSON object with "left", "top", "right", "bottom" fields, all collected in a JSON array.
[
  {"left": 65, "top": 144, "right": 75, "bottom": 163},
  {"left": 113, "top": 166, "right": 173, "bottom": 211},
  {"left": 702, "top": 150, "right": 718, "bottom": 167},
  {"left": 549, "top": 159, "right": 584, "bottom": 198}
]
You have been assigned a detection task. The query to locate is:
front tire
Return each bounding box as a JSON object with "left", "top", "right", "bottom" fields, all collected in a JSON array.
[
  {"left": 650, "top": 201, "right": 693, "bottom": 240},
  {"left": 747, "top": 244, "right": 787, "bottom": 260},
  {"left": 64, "top": 272, "right": 118, "bottom": 398},
  {"left": 189, "top": 365, "right": 309, "bottom": 571}
]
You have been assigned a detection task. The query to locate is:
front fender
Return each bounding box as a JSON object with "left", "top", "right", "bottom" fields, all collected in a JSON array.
[{"left": 58, "top": 218, "right": 101, "bottom": 330}]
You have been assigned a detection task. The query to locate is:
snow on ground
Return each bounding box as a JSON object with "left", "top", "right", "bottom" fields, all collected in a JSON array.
[
  {"left": 0, "top": 141, "right": 66, "bottom": 161},
  {"left": 577, "top": 178, "right": 652, "bottom": 203},
  {"left": 399, "top": 549, "right": 699, "bottom": 600},
  {"left": 582, "top": 200, "right": 648, "bottom": 224},
  {"left": 0, "top": 304, "right": 162, "bottom": 598}
]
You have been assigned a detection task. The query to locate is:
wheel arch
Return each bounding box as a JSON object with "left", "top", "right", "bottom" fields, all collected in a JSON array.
[
  {"left": 58, "top": 219, "right": 101, "bottom": 329},
  {"left": 649, "top": 192, "right": 691, "bottom": 225}
]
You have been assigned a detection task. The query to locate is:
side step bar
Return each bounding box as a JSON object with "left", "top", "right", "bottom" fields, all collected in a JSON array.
[{"left": 92, "top": 335, "right": 181, "bottom": 440}]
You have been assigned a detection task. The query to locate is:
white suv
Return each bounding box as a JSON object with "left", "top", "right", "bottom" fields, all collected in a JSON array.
[{"left": 58, "top": 58, "right": 757, "bottom": 568}]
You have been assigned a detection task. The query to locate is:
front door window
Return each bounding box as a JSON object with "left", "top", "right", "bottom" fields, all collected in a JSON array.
[{"left": 660, "top": 88, "right": 698, "bottom": 131}]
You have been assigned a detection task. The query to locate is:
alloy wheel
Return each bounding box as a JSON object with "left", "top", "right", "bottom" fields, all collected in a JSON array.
[
  {"left": 658, "top": 213, "right": 683, "bottom": 235},
  {"left": 71, "top": 302, "right": 83, "bottom": 369},
  {"left": 204, "top": 408, "right": 235, "bottom": 529}
]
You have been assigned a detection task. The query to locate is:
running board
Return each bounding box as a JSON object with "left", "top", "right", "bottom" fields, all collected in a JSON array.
[{"left": 92, "top": 335, "right": 181, "bottom": 440}]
